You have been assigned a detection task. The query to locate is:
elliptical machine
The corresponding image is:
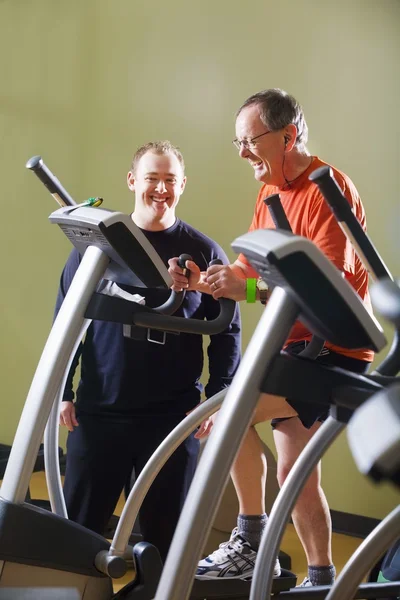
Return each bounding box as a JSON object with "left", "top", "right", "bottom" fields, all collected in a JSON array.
[
  {"left": 0, "top": 157, "right": 237, "bottom": 599},
  {"left": 151, "top": 167, "right": 400, "bottom": 600}
]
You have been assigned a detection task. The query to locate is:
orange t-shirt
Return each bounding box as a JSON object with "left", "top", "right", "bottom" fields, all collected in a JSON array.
[{"left": 237, "top": 156, "right": 374, "bottom": 362}]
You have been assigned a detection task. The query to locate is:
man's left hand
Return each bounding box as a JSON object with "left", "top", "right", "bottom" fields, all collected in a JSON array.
[{"left": 206, "top": 264, "right": 246, "bottom": 301}]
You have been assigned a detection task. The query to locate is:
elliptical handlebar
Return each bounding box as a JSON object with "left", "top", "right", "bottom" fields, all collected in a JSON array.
[
  {"left": 263, "top": 193, "right": 292, "bottom": 232},
  {"left": 88, "top": 257, "right": 236, "bottom": 335},
  {"left": 133, "top": 257, "right": 236, "bottom": 336},
  {"left": 309, "top": 165, "right": 393, "bottom": 282},
  {"left": 150, "top": 254, "right": 190, "bottom": 315},
  {"left": 309, "top": 165, "right": 400, "bottom": 376},
  {"left": 26, "top": 156, "right": 77, "bottom": 208},
  {"left": 264, "top": 193, "right": 325, "bottom": 359}
]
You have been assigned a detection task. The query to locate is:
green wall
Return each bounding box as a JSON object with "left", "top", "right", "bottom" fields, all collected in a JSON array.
[{"left": 1, "top": 0, "right": 399, "bottom": 519}]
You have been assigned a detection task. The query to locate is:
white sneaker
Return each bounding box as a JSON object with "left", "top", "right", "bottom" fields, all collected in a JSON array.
[
  {"left": 297, "top": 576, "right": 313, "bottom": 587},
  {"left": 196, "top": 528, "right": 281, "bottom": 580}
]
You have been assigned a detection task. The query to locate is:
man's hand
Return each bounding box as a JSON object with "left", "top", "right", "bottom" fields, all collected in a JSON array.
[
  {"left": 186, "top": 405, "right": 219, "bottom": 439},
  {"left": 194, "top": 412, "right": 219, "bottom": 439},
  {"left": 206, "top": 264, "right": 247, "bottom": 301},
  {"left": 168, "top": 257, "right": 204, "bottom": 292},
  {"left": 60, "top": 401, "right": 79, "bottom": 432}
]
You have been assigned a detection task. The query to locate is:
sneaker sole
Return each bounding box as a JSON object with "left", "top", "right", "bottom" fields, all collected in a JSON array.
[
  {"left": 195, "top": 573, "right": 255, "bottom": 580},
  {"left": 195, "top": 567, "right": 281, "bottom": 580}
]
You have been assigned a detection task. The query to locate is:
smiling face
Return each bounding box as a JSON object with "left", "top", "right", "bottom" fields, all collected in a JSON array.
[
  {"left": 235, "top": 103, "right": 286, "bottom": 186},
  {"left": 128, "top": 151, "right": 186, "bottom": 231}
]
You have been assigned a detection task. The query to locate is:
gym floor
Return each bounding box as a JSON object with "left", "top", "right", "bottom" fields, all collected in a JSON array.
[{"left": 24, "top": 471, "right": 364, "bottom": 593}]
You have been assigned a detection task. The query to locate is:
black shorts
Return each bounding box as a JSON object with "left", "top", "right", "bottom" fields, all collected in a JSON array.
[{"left": 271, "top": 340, "right": 371, "bottom": 430}]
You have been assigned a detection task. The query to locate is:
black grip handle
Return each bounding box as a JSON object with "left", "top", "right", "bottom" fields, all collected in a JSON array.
[
  {"left": 263, "top": 194, "right": 292, "bottom": 232},
  {"left": 152, "top": 253, "right": 192, "bottom": 315},
  {"left": 309, "top": 166, "right": 354, "bottom": 222},
  {"left": 209, "top": 258, "right": 223, "bottom": 267},
  {"left": 152, "top": 253, "right": 193, "bottom": 315},
  {"left": 264, "top": 193, "right": 326, "bottom": 355},
  {"left": 309, "top": 165, "right": 392, "bottom": 282},
  {"left": 178, "top": 253, "right": 192, "bottom": 278},
  {"left": 26, "top": 155, "right": 77, "bottom": 207}
]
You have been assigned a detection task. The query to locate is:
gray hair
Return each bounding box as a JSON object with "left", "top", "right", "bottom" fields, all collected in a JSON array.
[{"left": 237, "top": 88, "right": 308, "bottom": 149}]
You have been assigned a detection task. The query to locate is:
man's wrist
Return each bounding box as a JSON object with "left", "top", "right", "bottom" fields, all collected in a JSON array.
[
  {"left": 257, "top": 277, "right": 269, "bottom": 305},
  {"left": 245, "top": 277, "right": 270, "bottom": 305},
  {"left": 246, "top": 278, "right": 257, "bottom": 303}
]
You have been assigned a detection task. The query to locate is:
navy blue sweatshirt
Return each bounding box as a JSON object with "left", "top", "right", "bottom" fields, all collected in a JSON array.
[{"left": 55, "top": 218, "right": 241, "bottom": 419}]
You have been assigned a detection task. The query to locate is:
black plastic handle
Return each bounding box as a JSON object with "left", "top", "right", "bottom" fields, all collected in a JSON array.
[
  {"left": 310, "top": 165, "right": 400, "bottom": 374},
  {"left": 26, "top": 155, "right": 77, "bottom": 207},
  {"left": 133, "top": 257, "right": 236, "bottom": 335},
  {"left": 153, "top": 290, "right": 184, "bottom": 315},
  {"left": 263, "top": 194, "right": 292, "bottom": 232},
  {"left": 153, "top": 254, "right": 192, "bottom": 315},
  {"left": 133, "top": 297, "right": 235, "bottom": 335},
  {"left": 264, "top": 194, "right": 326, "bottom": 358},
  {"left": 309, "top": 166, "right": 392, "bottom": 282},
  {"left": 178, "top": 253, "right": 193, "bottom": 277},
  {"left": 209, "top": 258, "right": 223, "bottom": 267}
]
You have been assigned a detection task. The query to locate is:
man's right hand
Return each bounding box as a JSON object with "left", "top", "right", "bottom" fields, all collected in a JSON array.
[
  {"left": 168, "top": 257, "right": 203, "bottom": 292},
  {"left": 60, "top": 401, "right": 79, "bottom": 432},
  {"left": 194, "top": 413, "right": 218, "bottom": 439}
]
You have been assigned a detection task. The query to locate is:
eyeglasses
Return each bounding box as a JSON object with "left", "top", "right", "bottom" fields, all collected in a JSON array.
[{"left": 232, "top": 130, "right": 272, "bottom": 151}]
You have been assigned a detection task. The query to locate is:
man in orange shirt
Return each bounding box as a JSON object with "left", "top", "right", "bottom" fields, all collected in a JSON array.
[{"left": 168, "top": 89, "right": 373, "bottom": 586}]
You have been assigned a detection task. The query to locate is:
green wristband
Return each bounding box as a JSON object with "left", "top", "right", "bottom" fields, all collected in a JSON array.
[{"left": 246, "top": 278, "right": 257, "bottom": 303}]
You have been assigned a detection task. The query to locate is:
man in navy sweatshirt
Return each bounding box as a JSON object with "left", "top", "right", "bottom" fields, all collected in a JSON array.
[{"left": 55, "top": 140, "right": 241, "bottom": 561}]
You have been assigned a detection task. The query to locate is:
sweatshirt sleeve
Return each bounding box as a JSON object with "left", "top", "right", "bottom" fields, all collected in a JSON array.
[{"left": 201, "top": 244, "right": 242, "bottom": 399}]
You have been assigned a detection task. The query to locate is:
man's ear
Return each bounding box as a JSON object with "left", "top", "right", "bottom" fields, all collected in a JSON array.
[
  {"left": 283, "top": 124, "right": 297, "bottom": 151},
  {"left": 180, "top": 176, "right": 187, "bottom": 194},
  {"left": 127, "top": 171, "right": 135, "bottom": 191}
]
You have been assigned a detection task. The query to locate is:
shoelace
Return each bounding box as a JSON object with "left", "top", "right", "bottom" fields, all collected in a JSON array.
[
  {"left": 208, "top": 528, "right": 238, "bottom": 560},
  {"left": 209, "top": 536, "right": 246, "bottom": 564}
]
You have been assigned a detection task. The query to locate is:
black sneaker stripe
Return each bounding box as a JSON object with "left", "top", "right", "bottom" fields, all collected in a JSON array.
[
  {"left": 216, "top": 549, "right": 256, "bottom": 577},
  {"left": 218, "top": 557, "right": 241, "bottom": 577},
  {"left": 231, "top": 549, "right": 256, "bottom": 569}
]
